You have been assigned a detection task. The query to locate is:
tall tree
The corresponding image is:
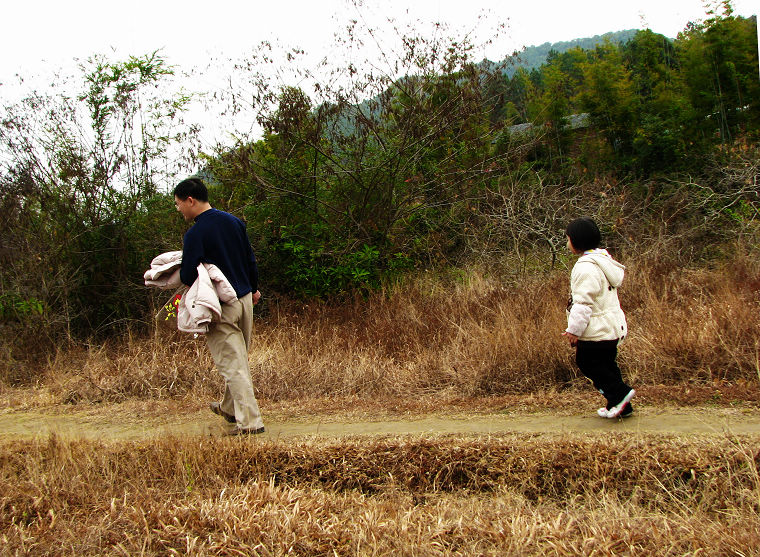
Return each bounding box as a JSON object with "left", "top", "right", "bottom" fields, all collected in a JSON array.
[
  {"left": 678, "top": 8, "right": 760, "bottom": 142},
  {"left": 578, "top": 42, "right": 639, "bottom": 163},
  {"left": 623, "top": 30, "right": 695, "bottom": 172},
  {"left": 0, "top": 52, "right": 197, "bottom": 345},
  {"left": 204, "top": 9, "right": 514, "bottom": 295}
]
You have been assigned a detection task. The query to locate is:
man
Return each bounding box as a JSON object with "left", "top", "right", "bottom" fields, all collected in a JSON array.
[{"left": 174, "top": 177, "right": 265, "bottom": 435}]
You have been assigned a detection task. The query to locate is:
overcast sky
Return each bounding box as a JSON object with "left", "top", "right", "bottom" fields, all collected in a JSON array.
[
  {"left": 2, "top": 0, "right": 756, "bottom": 81},
  {"left": 1, "top": 0, "right": 756, "bottom": 149}
]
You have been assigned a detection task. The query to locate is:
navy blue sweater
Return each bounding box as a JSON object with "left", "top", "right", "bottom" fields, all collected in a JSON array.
[{"left": 179, "top": 208, "right": 258, "bottom": 298}]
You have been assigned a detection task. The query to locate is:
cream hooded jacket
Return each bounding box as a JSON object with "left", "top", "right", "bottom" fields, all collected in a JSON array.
[
  {"left": 144, "top": 251, "right": 238, "bottom": 334},
  {"left": 566, "top": 249, "right": 627, "bottom": 341}
]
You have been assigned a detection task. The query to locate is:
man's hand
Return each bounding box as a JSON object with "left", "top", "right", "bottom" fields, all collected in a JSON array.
[
  {"left": 562, "top": 331, "right": 579, "bottom": 347},
  {"left": 252, "top": 290, "right": 261, "bottom": 305}
]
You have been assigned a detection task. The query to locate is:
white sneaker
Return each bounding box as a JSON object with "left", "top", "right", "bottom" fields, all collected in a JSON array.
[
  {"left": 606, "top": 389, "right": 635, "bottom": 419},
  {"left": 597, "top": 407, "right": 610, "bottom": 418}
]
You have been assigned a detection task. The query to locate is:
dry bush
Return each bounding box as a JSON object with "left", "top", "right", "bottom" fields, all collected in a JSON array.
[
  {"left": 23, "top": 269, "right": 576, "bottom": 405},
  {"left": 1, "top": 434, "right": 759, "bottom": 555},
  {"left": 623, "top": 254, "right": 760, "bottom": 385},
  {"left": 42, "top": 331, "right": 216, "bottom": 403},
  {"left": 245, "top": 256, "right": 760, "bottom": 401},
  {"left": 248, "top": 271, "right": 574, "bottom": 401},
  {"left": 12, "top": 250, "right": 760, "bottom": 405}
]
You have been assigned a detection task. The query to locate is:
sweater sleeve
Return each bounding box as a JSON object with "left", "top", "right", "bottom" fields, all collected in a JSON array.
[{"left": 179, "top": 228, "right": 202, "bottom": 287}]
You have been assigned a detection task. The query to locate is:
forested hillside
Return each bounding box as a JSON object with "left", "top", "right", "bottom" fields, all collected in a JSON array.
[
  {"left": 0, "top": 2, "right": 758, "bottom": 374},
  {"left": 498, "top": 29, "right": 638, "bottom": 75}
]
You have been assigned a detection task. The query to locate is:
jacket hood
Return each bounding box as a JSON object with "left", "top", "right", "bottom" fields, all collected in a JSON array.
[{"left": 578, "top": 249, "right": 625, "bottom": 287}]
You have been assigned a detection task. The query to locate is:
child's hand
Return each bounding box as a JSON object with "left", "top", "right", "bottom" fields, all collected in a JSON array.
[{"left": 562, "top": 331, "right": 579, "bottom": 347}]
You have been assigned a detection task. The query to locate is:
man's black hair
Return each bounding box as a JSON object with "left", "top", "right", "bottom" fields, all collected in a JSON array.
[
  {"left": 173, "top": 177, "right": 209, "bottom": 202},
  {"left": 566, "top": 217, "right": 601, "bottom": 251}
]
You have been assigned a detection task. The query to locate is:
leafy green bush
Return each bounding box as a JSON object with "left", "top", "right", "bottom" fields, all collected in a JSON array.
[{"left": 0, "top": 293, "right": 44, "bottom": 321}]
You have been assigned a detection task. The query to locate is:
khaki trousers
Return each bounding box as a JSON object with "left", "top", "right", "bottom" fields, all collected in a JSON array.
[{"left": 206, "top": 292, "right": 264, "bottom": 430}]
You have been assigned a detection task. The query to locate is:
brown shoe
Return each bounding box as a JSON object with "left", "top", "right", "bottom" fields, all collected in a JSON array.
[
  {"left": 226, "top": 426, "right": 266, "bottom": 436},
  {"left": 209, "top": 402, "right": 236, "bottom": 423}
]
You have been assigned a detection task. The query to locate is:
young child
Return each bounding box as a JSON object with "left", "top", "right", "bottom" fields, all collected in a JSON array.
[{"left": 562, "top": 217, "right": 635, "bottom": 419}]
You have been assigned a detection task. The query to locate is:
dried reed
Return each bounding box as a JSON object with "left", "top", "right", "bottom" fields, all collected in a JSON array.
[{"left": 2, "top": 433, "right": 758, "bottom": 555}]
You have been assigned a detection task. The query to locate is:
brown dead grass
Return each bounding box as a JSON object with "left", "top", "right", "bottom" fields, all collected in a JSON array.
[
  {"left": 2, "top": 433, "right": 759, "bottom": 555},
  {"left": 7, "top": 253, "right": 756, "bottom": 409},
  {"left": 3, "top": 254, "right": 760, "bottom": 555},
  {"left": 624, "top": 255, "right": 760, "bottom": 386}
]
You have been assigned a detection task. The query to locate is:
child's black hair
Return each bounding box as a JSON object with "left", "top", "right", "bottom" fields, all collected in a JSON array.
[{"left": 566, "top": 217, "right": 601, "bottom": 251}]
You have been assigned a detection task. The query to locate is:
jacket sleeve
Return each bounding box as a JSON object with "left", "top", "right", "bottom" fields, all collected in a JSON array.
[
  {"left": 566, "top": 262, "right": 603, "bottom": 337},
  {"left": 143, "top": 251, "right": 183, "bottom": 285}
]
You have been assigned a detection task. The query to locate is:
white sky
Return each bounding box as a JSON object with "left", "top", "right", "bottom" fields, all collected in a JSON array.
[
  {"left": 1, "top": 0, "right": 756, "bottom": 148},
  {"left": 1, "top": 0, "right": 756, "bottom": 80}
]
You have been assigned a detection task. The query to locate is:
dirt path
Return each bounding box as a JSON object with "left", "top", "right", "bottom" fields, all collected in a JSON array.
[{"left": 2, "top": 405, "right": 760, "bottom": 441}]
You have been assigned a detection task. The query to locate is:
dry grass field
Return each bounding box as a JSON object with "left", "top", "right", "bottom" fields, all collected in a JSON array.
[
  {"left": 2, "top": 254, "right": 760, "bottom": 555},
  {"left": 10, "top": 251, "right": 759, "bottom": 406},
  {"left": 2, "top": 432, "right": 759, "bottom": 555}
]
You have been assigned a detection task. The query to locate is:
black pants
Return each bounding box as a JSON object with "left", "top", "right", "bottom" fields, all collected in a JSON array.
[{"left": 576, "top": 339, "right": 632, "bottom": 409}]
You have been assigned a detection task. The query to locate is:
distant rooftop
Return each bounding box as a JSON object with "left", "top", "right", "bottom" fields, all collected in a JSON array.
[{"left": 507, "top": 113, "right": 590, "bottom": 135}]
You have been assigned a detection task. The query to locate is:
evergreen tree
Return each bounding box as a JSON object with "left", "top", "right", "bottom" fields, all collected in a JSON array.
[{"left": 678, "top": 11, "right": 760, "bottom": 142}]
